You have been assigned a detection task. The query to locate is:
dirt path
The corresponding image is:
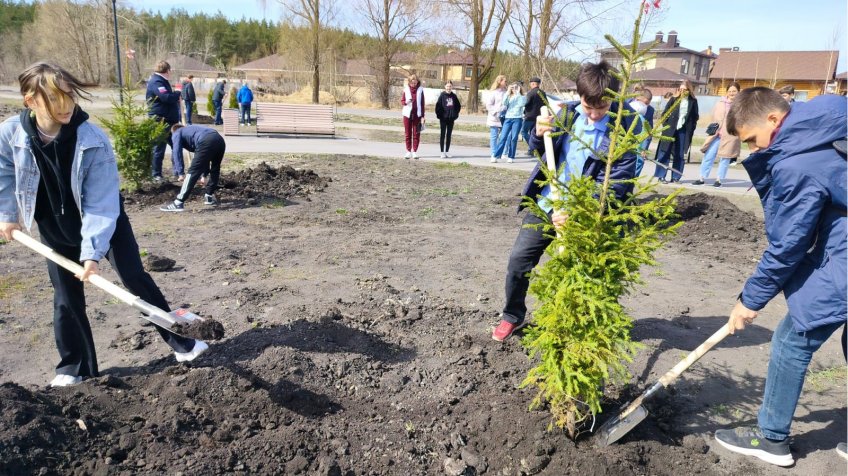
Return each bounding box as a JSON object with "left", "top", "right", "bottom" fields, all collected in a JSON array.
[{"left": 0, "top": 154, "right": 844, "bottom": 475}]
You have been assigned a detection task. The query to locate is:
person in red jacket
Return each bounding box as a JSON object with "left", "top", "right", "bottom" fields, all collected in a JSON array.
[{"left": 401, "top": 74, "right": 425, "bottom": 159}]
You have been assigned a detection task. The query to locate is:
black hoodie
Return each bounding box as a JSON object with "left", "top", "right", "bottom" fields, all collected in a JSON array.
[{"left": 20, "top": 107, "right": 89, "bottom": 248}]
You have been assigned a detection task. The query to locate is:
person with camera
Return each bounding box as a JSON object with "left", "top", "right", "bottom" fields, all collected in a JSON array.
[{"left": 694, "top": 82, "right": 741, "bottom": 187}]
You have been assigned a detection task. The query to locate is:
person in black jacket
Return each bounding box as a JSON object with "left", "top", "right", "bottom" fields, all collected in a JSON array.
[
  {"left": 160, "top": 124, "right": 226, "bottom": 212},
  {"left": 521, "top": 77, "right": 547, "bottom": 154},
  {"left": 491, "top": 61, "right": 640, "bottom": 342},
  {"left": 181, "top": 75, "right": 196, "bottom": 125},
  {"left": 435, "top": 81, "right": 461, "bottom": 158},
  {"left": 145, "top": 60, "right": 183, "bottom": 181},
  {"left": 652, "top": 80, "right": 699, "bottom": 183},
  {"left": 212, "top": 80, "right": 227, "bottom": 125}
]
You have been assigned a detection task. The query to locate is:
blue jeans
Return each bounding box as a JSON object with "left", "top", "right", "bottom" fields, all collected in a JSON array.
[
  {"left": 698, "top": 137, "right": 732, "bottom": 181},
  {"left": 521, "top": 119, "right": 535, "bottom": 149},
  {"left": 239, "top": 103, "right": 251, "bottom": 125},
  {"left": 653, "top": 128, "right": 687, "bottom": 181},
  {"left": 489, "top": 126, "right": 501, "bottom": 155},
  {"left": 493, "top": 118, "right": 522, "bottom": 159},
  {"left": 758, "top": 315, "right": 844, "bottom": 441},
  {"left": 213, "top": 100, "right": 223, "bottom": 125},
  {"left": 184, "top": 101, "right": 193, "bottom": 125}
]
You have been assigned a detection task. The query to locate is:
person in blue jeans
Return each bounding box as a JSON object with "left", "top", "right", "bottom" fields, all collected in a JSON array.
[
  {"left": 491, "top": 82, "right": 526, "bottom": 163},
  {"left": 694, "top": 83, "right": 741, "bottom": 187},
  {"left": 713, "top": 88, "right": 847, "bottom": 467},
  {"left": 237, "top": 83, "right": 254, "bottom": 126},
  {"left": 652, "top": 80, "right": 699, "bottom": 182},
  {"left": 486, "top": 75, "right": 507, "bottom": 157},
  {"left": 491, "top": 61, "right": 640, "bottom": 341}
]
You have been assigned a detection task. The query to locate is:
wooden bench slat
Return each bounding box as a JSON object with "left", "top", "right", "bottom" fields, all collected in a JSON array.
[{"left": 254, "top": 102, "right": 335, "bottom": 136}]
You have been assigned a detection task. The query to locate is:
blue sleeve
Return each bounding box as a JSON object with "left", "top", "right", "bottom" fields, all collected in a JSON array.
[
  {"left": 0, "top": 119, "right": 18, "bottom": 224},
  {"left": 741, "top": 169, "right": 829, "bottom": 310},
  {"left": 172, "top": 130, "right": 185, "bottom": 166}
]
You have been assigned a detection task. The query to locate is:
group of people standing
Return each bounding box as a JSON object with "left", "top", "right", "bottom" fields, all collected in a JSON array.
[
  {"left": 485, "top": 75, "right": 548, "bottom": 163},
  {"left": 400, "top": 74, "right": 463, "bottom": 159}
]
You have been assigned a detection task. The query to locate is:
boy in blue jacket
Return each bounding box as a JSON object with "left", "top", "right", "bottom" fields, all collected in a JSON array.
[
  {"left": 237, "top": 84, "right": 254, "bottom": 126},
  {"left": 492, "top": 61, "right": 640, "bottom": 341},
  {"left": 160, "top": 124, "right": 226, "bottom": 212},
  {"left": 713, "top": 88, "right": 847, "bottom": 466}
]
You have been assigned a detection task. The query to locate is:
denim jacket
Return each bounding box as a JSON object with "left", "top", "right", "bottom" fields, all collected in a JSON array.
[{"left": 0, "top": 115, "right": 120, "bottom": 262}]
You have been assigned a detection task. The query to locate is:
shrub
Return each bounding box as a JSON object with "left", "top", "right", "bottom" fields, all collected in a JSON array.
[
  {"left": 228, "top": 86, "right": 238, "bottom": 109},
  {"left": 206, "top": 87, "right": 215, "bottom": 116},
  {"left": 519, "top": 2, "right": 681, "bottom": 438},
  {"left": 100, "top": 90, "right": 167, "bottom": 191}
]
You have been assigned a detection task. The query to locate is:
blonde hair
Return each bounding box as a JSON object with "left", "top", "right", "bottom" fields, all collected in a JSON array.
[
  {"left": 490, "top": 74, "right": 506, "bottom": 90},
  {"left": 19, "top": 62, "right": 95, "bottom": 122},
  {"left": 407, "top": 74, "right": 419, "bottom": 85}
]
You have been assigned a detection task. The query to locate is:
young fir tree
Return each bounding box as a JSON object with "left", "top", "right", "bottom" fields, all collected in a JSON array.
[
  {"left": 519, "top": 1, "right": 682, "bottom": 438},
  {"left": 100, "top": 89, "right": 167, "bottom": 191}
]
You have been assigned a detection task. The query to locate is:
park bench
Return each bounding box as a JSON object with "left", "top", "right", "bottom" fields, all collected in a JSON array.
[{"left": 255, "top": 103, "right": 335, "bottom": 137}]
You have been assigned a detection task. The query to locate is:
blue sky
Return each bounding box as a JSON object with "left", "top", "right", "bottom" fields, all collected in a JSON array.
[{"left": 128, "top": 0, "right": 847, "bottom": 71}]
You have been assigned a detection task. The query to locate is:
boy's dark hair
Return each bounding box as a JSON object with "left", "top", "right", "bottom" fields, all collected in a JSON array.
[
  {"left": 576, "top": 60, "right": 618, "bottom": 106},
  {"left": 728, "top": 81, "right": 741, "bottom": 92},
  {"left": 778, "top": 85, "right": 795, "bottom": 95},
  {"left": 171, "top": 123, "right": 184, "bottom": 133},
  {"left": 726, "top": 87, "right": 789, "bottom": 136},
  {"left": 155, "top": 61, "right": 171, "bottom": 74},
  {"left": 187, "top": 74, "right": 194, "bottom": 80}
]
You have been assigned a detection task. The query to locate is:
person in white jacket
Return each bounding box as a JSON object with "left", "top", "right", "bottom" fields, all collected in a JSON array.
[
  {"left": 401, "top": 74, "right": 425, "bottom": 159},
  {"left": 485, "top": 75, "right": 507, "bottom": 158}
]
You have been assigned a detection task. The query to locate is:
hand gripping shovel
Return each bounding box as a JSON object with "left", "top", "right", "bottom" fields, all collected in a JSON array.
[
  {"left": 595, "top": 323, "right": 732, "bottom": 447},
  {"left": 11, "top": 230, "right": 203, "bottom": 337}
]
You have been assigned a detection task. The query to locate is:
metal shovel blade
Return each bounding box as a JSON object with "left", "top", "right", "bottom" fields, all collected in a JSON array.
[{"left": 595, "top": 405, "right": 649, "bottom": 447}]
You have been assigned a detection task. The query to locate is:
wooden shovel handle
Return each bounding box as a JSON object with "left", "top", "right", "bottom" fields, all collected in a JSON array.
[
  {"left": 657, "top": 323, "right": 732, "bottom": 387},
  {"left": 539, "top": 106, "right": 558, "bottom": 201},
  {"left": 12, "top": 229, "right": 139, "bottom": 306}
]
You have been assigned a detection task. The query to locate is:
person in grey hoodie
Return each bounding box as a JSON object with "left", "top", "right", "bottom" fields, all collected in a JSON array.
[{"left": 0, "top": 63, "right": 209, "bottom": 387}]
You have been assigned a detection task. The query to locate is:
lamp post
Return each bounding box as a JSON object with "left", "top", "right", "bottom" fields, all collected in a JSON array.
[{"left": 111, "top": 0, "right": 123, "bottom": 102}]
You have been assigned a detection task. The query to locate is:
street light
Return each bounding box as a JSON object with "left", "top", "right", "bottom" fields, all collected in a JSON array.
[{"left": 111, "top": 0, "right": 123, "bottom": 102}]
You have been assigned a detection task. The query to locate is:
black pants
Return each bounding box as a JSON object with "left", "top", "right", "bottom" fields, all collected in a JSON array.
[
  {"left": 176, "top": 134, "right": 226, "bottom": 203},
  {"left": 151, "top": 117, "right": 178, "bottom": 178},
  {"left": 502, "top": 212, "right": 552, "bottom": 324},
  {"left": 439, "top": 120, "right": 455, "bottom": 153},
  {"left": 42, "top": 203, "right": 195, "bottom": 378}
]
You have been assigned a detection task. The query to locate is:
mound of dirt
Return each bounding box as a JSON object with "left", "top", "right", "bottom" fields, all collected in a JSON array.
[
  {"left": 0, "top": 275, "right": 745, "bottom": 475},
  {"left": 0, "top": 104, "right": 21, "bottom": 122},
  {"left": 121, "top": 162, "right": 330, "bottom": 208},
  {"left": 671, "top": 193, "right": 766, "bottom": 262}
]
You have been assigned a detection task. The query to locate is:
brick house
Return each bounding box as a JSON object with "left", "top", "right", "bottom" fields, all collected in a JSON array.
[{"left": 709, "top": 50, "right": 839, "bottom": 100}]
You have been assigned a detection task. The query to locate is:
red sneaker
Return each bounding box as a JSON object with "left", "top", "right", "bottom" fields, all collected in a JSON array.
[{"left": 492, "top": 319, "right": 527, "bottom": 342}]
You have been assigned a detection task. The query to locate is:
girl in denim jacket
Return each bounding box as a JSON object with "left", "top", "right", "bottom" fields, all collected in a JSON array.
[{"left": 0, "top": 63, "right": 209, "bottom": 387}]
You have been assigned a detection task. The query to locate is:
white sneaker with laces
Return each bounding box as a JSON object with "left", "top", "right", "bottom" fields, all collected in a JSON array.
[
  {"left": 404, "top": 151, "right": 411, "bottom": 159},
  {"left": 175, "top": 340, "right": 209, "bottom": 363},
  {"left": 440, "top": 152, "right": 447, "bottom": 158},
  {"left": 50, "top": 374, "right": 83, "bottom": 387},
  {"left": 507, "top": 158, "right": 515, "bottom": 163},
  {"left": 490, "top": 156, "right": 498, "bottom": 163},
  {"left": 412, "top": 152, "right": 418, "bottom": 160}
]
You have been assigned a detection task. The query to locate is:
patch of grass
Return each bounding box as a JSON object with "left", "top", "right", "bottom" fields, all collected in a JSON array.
[
  {"left": 263, "top": 199, "right": 287, "bottom": 209},
  {"left": 420, "top": 207, "right": 435, "bottom": 218},
  {"left": 139, "top": 248, "right": 149, "bottom": 257},
  {"left": 709, "top": 403, "right": 730, "bottom": 416},
  {"left": 430, "top": 188, "right": 459, "bottom": 197},
  {"left": 336, "top": 208, "right": 348, "bottom": 215},
  {"left": 433, "top": 161, "right": 471, "bottom": 170},
  {"left": 0, "top": 238, "right": 7, "bottom": 245},
  {"left": 0, "top": 276, "right": 29, "bottom": 301},
  {"left": 806, "top": 365, "right": 847, "bottom": 393},
  {"left": 231, "top": 268, "right": 242, "bottom": 276}
]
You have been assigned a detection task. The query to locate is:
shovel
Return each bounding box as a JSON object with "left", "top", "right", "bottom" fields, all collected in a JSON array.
[
  {"left": 11, "top": 229, "right": 202, "bottom": 336},
  {"left": 595, "top": 322, "right": 732, "bottom": 447}
]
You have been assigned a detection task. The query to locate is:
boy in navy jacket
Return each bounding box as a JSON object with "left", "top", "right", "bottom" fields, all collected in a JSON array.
[
  {"left": 145, "top": 60, "right": 182, "bottom": 181},
  {"left": 492, "top": 61, "right": 640, "bottom": 341},
  {"left": 160, "top": 124, "right": 226, "bottom": 212},
  {"left": 714, "top": 88, "right": 847, "bottom": 466}
]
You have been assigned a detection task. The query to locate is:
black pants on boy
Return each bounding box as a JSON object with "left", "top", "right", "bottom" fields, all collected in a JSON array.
[
  {"left": 501, "top": 212, "right": 553, "bottom": 325},
  {"left": 42, "top": 203, "right": 195, "bottom": 378},
  {"left": 176, "top": 134, "right": 226, "bottom": 203},
  {"left": 439, "top": 119, "right": 454, "bottom": 153},
  {"left": 151, "top": 117, "right": 178, "bottom": 178}
]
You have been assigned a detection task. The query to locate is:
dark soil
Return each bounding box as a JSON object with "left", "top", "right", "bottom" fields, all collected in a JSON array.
[
  {"left": 171, "top": 318, "right": 226, "bottom": 341},
  {"left": 670, "top": 193, "right": 766, "bottom": 262},
  {"left": 144, "top": 254, "right": 175, "bottom": 272},
  {"left": 121, "top": 162, "right": 330, "bottom": 208}
]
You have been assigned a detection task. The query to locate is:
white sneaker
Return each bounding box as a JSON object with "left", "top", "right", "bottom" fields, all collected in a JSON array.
[
  {"left": 50, "top": 374, "right": 83, "bottom": 387},
  {"left": 445, "top": 152, "right": 452, "bottom": 158},
  {"left": 404, "top": 151, "right": 411, "bottom": 159},
  {"left": 412, "top": 152, "right": 418, "bottom": 160},
  {"left": 507, "top": 158, "right": 515, "bottom": 163},
  {"left": 490, "top": 156, "right": 498, "bottom": 163},
  {"left": 175, "top": 340, "right": 209, "bottom": 363},
  {"left": 440, "top": 152, "right": 447, "bottom": 158}
]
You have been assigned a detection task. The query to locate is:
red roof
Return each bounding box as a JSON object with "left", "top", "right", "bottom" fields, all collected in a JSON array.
[{"left": 710, "top": 50, "right": 838, "bottom": 82}]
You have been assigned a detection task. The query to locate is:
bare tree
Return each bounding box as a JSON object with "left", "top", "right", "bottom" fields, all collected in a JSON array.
[
  {"left": 447, "top": 0, "right": 512, "bottom": 112},
  {"left": 277, "top": 0, "right": 337, "bottom": 103},
  {"left": 359, "top": 0, "right": 428, "bottom": 108},
  {"left": 172, "top": 19, "right": 193, "bottom": 55}
]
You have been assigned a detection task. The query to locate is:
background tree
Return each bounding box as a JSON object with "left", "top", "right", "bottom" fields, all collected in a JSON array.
[
  {"left": 359, "top": 0, "right": 428, "bottom": 109},
  {"left": 277, "top": 0, "right": 337, "bottom": 104},
  {"left": 446, "top": 0, "right": 512, "bottom": 112}
]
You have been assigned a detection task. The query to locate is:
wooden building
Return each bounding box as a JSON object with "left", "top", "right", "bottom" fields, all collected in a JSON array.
[{"left": 709, "top": 50, "right": 839, "bottom": 100}]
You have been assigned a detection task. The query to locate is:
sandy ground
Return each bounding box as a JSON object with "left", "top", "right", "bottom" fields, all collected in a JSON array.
[{"left": 0, "top": 152, "right": 844, "bottom": 475}]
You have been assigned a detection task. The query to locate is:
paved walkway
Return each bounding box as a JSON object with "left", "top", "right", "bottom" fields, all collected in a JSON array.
[{"left": 223, "top": 131, "right": 758, "bottom": 198}]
